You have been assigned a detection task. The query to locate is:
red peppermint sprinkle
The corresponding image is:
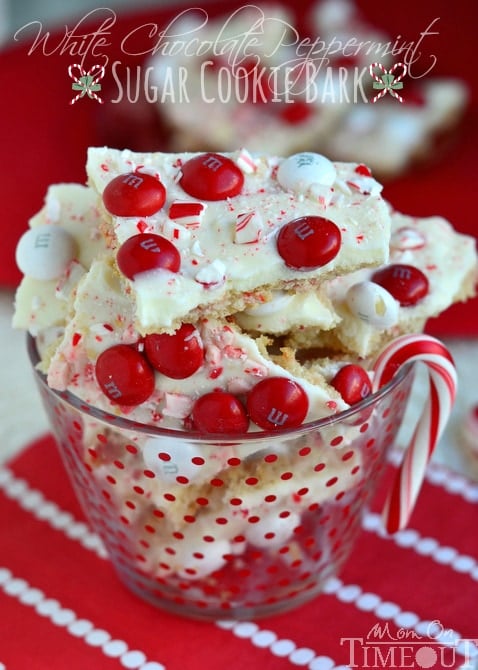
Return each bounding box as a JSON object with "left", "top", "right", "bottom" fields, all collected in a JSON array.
[
  {"left": 116, "top": 233, "right": 180, "bottom": 280},
  {"left": 144, "top": 324, "right": 204, "bottom": 379},
  {"left": 191, "top": 391, "right": 249, "bottom": 434},
  {"left": 95, "top": 344, "right": 155, "bottom": 406},
  {"left": 331, "top": 365, "right": 372, "bottom": 405},
  {"left": 235, "top": 210, "right": 263, "bottom": 244},
  {"left": 102, "top": 172, "right": 166, "bottom": 217},
  {"left": 355, "top": 164, "right": 372, "bottom": 176},
  {"left": 168, "top": 200, "right": 206, "bottom": 229},
  {"left": 247, "top": 377, "right": 309, "bottom": 430},
  {"left": 178, "top": 153, "right": 244, "bottom": 201},
  {"left": 277, "top": 216, "right": 341, "bottom": 270},
  {"left": 372, "top": 264, "right": 429, "bottom": 306}
]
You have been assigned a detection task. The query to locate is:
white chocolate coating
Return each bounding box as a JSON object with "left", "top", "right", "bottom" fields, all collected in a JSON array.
[
  {"left": 86, "top": 147, "right": 389, "bottom": 333},
  {"left": 287, "top": 211, "right": 478, "bottom": 357}
]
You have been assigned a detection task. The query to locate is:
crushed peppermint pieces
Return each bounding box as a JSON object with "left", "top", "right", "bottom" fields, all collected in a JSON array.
[
  {"left": 168, "top": 200, "right": 207, "bottom": 229},
  {"left": 234, "top": 210, "right": 264, "bottom": 244}
]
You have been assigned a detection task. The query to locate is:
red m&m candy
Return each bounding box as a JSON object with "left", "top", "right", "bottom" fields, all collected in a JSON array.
[
  {"left": 277, "top": 216, "right": 341, "bottom": 270},
  {"left": 331, "top": 364, "right": 372, "bottom": 405},
  {"left": 191, "top": 391, "right": 249, "bottom": 434},
  {"left": 116, "top": 233, "right": 181, "bottom": 280},
  {"left": 371, "top": 264, "right": 429, "bottom": 306},
  {"left": 178, "top": 153, "right": 244, "bottom": 201},
  {"left": 144, "top": 323, "right": 204, "bottom": 379},
  {"left": 247, "top": 377, "right": 309, "bottom": 430},
  {"left": 102, "top": 172, "right": 166, "bottom": 217},
  {"left": 95, "top": 344, "right": 155, "bottom": 406}
]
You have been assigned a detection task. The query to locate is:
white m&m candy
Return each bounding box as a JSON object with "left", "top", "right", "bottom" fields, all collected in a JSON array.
[
  {"left": 346, "top": 281, "right": 399, "bottom": 329},
  {"left": 16, "top": 225, "right": 76, "bottom": 280},
  {"left": 277, "top": 152, "right": 336, "bottom": 195},
  {"left": 245, "top": 509, "right": 300, "bottom": 549},
  {"left": 143, "top": 438, "right": 220, "bottom": 484},
  {"left": 176, "top": 536, "right": 231, "bottom": 580}
]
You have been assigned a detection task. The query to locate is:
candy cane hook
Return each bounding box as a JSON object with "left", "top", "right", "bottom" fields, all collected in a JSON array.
[{"left": 373, "top": 334, "right": 457, "bottom": 533}]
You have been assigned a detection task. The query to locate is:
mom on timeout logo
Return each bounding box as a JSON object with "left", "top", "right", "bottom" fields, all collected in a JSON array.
[{"left": 340, "top": 620, "right": 478, "bottom": 668}]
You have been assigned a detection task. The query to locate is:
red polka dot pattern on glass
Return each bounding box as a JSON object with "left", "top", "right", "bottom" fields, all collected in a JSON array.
[{"left": 40, "top": 361, "right": 413, "bottom": 618}]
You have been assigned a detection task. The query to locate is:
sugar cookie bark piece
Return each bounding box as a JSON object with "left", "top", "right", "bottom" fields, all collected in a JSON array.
[
  {"left": 310, "top": 0, "right": 391, "bottom": 76},
  {"left": 234, "top": 288, "right": 340, "bottom": 335},
  {"left": 44, "top": 297, "right": 349, "bottom": 430},
  {"left": 13, "top": 184, "right": 107, "bottom": 337},
  {"left": 310, "top": 2, "right": 468, "bottom": 176},
  {"left": 86, "top": 147, "right": 391, "bottom": 334},
  {"left": 325, "top": 79, "right": 468, "bottom": 177},
  {"left": 285, "top": 211, "right": 478, "bottom": 357}
]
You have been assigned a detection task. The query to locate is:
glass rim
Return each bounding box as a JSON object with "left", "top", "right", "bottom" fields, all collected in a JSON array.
[{"left": 28, "top": 334, "right": 413, "bottom": 444}]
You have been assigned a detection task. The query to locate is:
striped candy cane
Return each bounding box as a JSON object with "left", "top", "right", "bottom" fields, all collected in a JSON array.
[
  {"left": 369, "top": 62, "right": 407, "bottom": 103},
  {"left": 68, "top": 64, "right": 105, "bottom": 105},
  {"left": 372, "top": 334, "right": 457, "bottom": 533}
]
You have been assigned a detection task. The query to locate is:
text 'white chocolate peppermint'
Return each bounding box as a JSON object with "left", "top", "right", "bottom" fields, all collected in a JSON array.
[
  {"left": 277, "top": 152, "right": 336, "bottom": 195},
  {"left": 346, "top": 281, "right": 399, "bottom": 329},
  {"left": 16, "top": 225, "right": 76, "bottom": 280}
]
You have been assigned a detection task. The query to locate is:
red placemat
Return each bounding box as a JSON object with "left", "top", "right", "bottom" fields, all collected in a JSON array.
[
  {"left": 1, "top": 0, "right": 477, "bottom": 336},
  {"left": 1, "top": 434, "right": 477, "bottom": 669}
]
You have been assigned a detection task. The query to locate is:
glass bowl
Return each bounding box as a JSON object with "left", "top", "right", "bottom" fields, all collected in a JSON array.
[{"left": 28, "top": 335, "right": 414, "bottom": 620}]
